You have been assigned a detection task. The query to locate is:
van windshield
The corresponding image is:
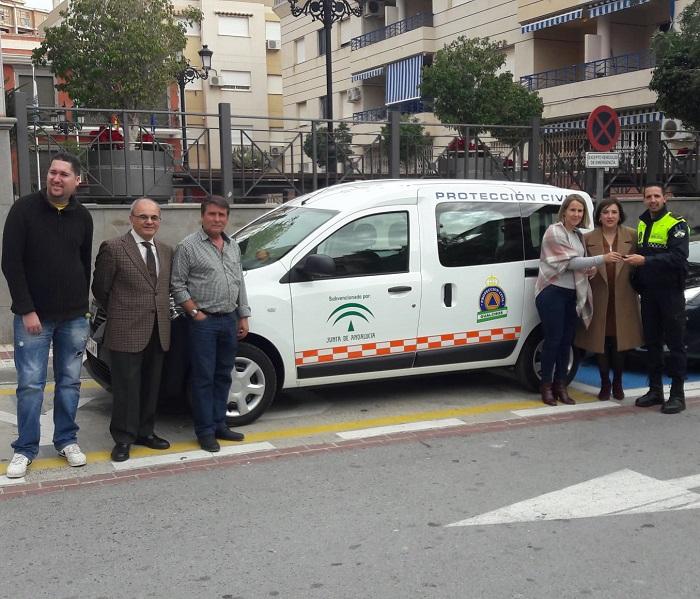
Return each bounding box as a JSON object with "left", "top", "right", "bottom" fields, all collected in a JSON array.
[{"left": 235, "top": 205, "right": 338, "bottom": 270}]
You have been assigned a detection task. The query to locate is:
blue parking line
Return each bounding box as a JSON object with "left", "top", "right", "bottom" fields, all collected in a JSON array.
[{"left": 575, "top": 359, "right": 700, "bottom": 389}]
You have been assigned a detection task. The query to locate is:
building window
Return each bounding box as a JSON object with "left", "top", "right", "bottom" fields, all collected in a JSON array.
[
  {"left": 0, "top": 7, "right": 11, "bottom": 26},
  {"left": 296, "top": 101, "right": 307, "bottom": 120},
  {"left": 218, "top": 15, "right": 249, "bottom": 37},
  {"left": 17, "top": 10, "right": 32, "bottom": 29},
  {"left": 219, "top": 70, "right": 252, "bottom": 91},
  {"left": 178, "top": 17, "right": 200, "bottom": 36},
  {"left": 267, "top": 75, "right": 283, "bottom": 95},
  {"left": 265, "top": 21, "right": 281, "bottom": 42},
  {"left": 318, "top": 29, "right": 326, "bottom": 56},
  {"left": 295, "top": 38, "right": 306, "bottom": 63},
  {"left": 17, "top": 74, "right": 55, "bottom": 109}
]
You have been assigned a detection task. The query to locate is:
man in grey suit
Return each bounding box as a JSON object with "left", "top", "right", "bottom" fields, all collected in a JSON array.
[{"left": 92, "top": 198, "right": 173, "bottom": 462}]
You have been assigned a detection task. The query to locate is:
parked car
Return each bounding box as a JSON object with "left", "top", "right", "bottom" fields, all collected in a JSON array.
[
  {"left": 628, "top": 237, "right": 700, "bottom": 364},
  {"left": 85, "top": 179, "right": 592, "bottom": 426}
]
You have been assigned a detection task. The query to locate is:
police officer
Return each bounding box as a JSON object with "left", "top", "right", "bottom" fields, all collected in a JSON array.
[{"left": 624, "top": 183, "right": 689, "bottom": 414}]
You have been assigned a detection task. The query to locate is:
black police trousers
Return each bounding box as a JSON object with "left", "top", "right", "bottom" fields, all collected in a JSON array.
[{"left": 640, "top": 288, "right": 686, "bottom": 385}]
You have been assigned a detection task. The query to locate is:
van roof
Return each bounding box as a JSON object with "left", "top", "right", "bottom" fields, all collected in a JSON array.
[{"left": 289, "top": 179, "right": 591, "bottom": 212}]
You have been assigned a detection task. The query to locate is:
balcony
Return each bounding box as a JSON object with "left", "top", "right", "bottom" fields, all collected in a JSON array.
[
  {"left": 353, "top": 100, "right": 427, "bottom": 122},
  {"left": 520, "top": 49, "right": 655, "bottom": 92},
  {"left": 350, "top": 12, "right": 433, "bottom": 51}
]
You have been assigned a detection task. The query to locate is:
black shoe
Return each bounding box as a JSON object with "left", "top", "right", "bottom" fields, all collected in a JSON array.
[
  {"left": 135, "top": 434, "right": 171, "bottom": 450},
  {"left": 215, "top": 428, "right": 245, "bottom": 442},
  {"left": 111, "top": 443, "right": 130, "bottom": 462},
  {"left": 635, "top": 388, "right": 664, "bottom": 407},
  {"left": 661, "top": 396, "right": 686, "bottom": 414},
  {"left": 199, "top": 436, "right": 220, "bottom": 453}
]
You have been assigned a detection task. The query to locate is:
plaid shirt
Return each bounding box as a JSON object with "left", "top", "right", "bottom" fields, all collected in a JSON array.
[{"left": 171, "top": 229, "right": 251, "bottom": 318}]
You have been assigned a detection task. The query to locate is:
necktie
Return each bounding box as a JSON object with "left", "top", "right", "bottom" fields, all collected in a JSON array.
[{"left": 141, "top": 241, "right": 157, "bottom": 283}]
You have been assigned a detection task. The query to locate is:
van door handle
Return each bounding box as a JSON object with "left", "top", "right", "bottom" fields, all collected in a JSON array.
[
  {"left": 525, "top": 267, "right": 539, "bottom": 278},
  {"left": 388, "top": 286, "right": 412, "bottom": 293}
]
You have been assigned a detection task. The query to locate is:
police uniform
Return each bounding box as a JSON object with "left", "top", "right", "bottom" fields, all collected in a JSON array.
[{"left": 632, "top": 207, "right": 689, "bottom": 413}]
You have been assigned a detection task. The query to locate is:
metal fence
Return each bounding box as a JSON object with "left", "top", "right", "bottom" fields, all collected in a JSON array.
[{"left": 10, "top": 92, "right": 700, "bottom": 204}]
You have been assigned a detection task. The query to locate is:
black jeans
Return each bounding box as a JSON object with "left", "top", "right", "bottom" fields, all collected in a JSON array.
[
  {"left": 640, "top": 289, "right": 686, "bottom": 385},
  {"left": 536, "top": 285, "right": 577, "bottom": 384}
]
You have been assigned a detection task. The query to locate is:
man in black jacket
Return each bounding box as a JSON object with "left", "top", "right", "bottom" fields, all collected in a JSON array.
[
  {"left": 1, "top": 152, "right": 93, "bottom": 478},
  {"left": 624, "top": 182, "right": 689, "bottom": 414}
]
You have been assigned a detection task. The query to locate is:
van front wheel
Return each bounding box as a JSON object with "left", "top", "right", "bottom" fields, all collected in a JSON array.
[
  {"left": 516, "top": 328, "right": 580, "bottom": 391},
  {"left": 225, "top": 342, "right": 278, "bottom": 427}
]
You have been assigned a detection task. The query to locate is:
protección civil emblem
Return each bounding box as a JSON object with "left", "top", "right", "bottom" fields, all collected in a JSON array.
[{"left": 477, "top": 276, "right": 508, "bottom": 323}]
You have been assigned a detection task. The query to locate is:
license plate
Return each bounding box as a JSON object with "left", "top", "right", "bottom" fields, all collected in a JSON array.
[{"left": 86, "top": 336, "right": 98, "bottom": 357}]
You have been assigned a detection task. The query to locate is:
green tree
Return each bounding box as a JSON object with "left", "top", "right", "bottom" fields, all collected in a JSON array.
[
  {"left": 650, "top": 0, "right": 700, "bottom": 131},
  {"left": 32, "top": 0, "right": 201, "bottom": 116},
  {"left": 420, "top": 36, "right": 543, "bottom": 135},
  {"left": 303, "top": 123, "right": 353, "bottom": 169},
  {"left": 380, "top": 116, "right": 432, "bottom": 166}
]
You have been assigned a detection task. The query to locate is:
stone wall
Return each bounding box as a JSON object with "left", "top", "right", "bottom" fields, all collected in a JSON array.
[{"left": 0, "top": 203, "right": 273, "bottom": 345}]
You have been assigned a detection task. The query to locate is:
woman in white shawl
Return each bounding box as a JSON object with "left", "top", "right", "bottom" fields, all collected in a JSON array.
[{"left": 535, "top": 194, "right": 622, "bottom": 406}]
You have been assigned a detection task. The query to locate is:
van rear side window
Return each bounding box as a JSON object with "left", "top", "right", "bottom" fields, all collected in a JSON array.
[
  {"left": 521, "top": 204, "right": 559, "bottom": 260},
  {"left": 436, "top": 202, "right": 523, "bottom": 267}
]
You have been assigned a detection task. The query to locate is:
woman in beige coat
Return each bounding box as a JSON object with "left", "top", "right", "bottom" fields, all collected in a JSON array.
[{"left": 575, "top": 198, "right": 643, "bottom": 400}]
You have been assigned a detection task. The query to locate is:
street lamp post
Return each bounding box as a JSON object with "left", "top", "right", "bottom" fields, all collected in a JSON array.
[
  {"left": 176, "top": 44, "right": 213, "bottom": 171},
  {"left": 287, "top": 0, "right": 362, "bottom": 169}
]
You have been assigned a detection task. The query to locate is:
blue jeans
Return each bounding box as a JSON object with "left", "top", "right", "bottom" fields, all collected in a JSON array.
[
  {"left": 12, "top": 315, "right": 89, "bottom": 460},
  {"left": 536, "top": 285, "right": 577, "bottom": 384},
  {"left": 188, "top": 313, "right": 238, "bottom": 439}
]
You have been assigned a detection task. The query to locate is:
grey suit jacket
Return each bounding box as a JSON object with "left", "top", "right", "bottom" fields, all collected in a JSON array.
[{"left": 92, "top": 232, "right": 173, "bottom": 353}]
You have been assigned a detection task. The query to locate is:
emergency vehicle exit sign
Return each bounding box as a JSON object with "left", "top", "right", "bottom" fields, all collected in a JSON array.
[{"left": 585, "top": 152, "right": 620, "bottom": 168}]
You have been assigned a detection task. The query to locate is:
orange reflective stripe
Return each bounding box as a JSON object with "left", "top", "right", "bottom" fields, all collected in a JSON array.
[{"left": 295, "top": 327, "right": 522, "bottom": 366}]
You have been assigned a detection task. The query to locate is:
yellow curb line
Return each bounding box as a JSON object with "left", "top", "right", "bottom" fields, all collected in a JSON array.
[
  {"left": 0, "top": 380, "right": 102, "bottom": 396},
  {"left": 1, "top": 391, "right": 598, "bottom": 475}
]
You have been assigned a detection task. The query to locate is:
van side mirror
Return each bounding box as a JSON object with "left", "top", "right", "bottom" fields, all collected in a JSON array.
[
  {"left": 281, "top": 253, "right": 337, "bottom": 283},
  {"left": 300, "top": 253, "right": 336, "bottom": 276}
]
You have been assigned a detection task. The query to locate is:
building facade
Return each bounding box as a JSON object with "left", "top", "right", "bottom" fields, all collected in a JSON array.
[{"left": 275, "top": 0, "right": 693, "bottom": 133}]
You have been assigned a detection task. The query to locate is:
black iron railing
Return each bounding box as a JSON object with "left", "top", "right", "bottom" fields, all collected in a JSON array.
[
  {"left": 520, "top": 49, "right": 655, "bottom": 92},
  {"left": 350, "top": 12, "right": 433, "bottom": 51}
]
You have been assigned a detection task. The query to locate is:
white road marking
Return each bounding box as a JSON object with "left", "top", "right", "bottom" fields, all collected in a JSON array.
[
  {"left": 446, "top": 469, "right": 700, "bottom": 527},
  {"left": 512, "top": 401, "right": 621, "bottom": 418},
  {"left": 111, "top": 441, "right": 276, "bottom": 471},
  {"left": 39, "top": 393, "right": 101, "bottom": 447},
  {"left": 0, "top": 410, "right": 17, "bottom": 426},
  {"left": 0, "top": 475, "right": 26, "bottom": 486},
  {"left": 336, "top": 418, "right": 466, "bottom": 440}
]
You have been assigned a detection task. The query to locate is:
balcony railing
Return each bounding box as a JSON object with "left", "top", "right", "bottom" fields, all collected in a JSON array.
[
  {"left": 520, "top": 49, "right": 655, "bottom": 92},
  {"left": 350, "top": 12, "right": 433, "bottom": 51},
  {"left": 353, "top": 100, "right": 427, "bottom": 122}
]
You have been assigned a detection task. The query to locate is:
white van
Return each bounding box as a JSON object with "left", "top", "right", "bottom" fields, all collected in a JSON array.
[{"left": 228, "top": 179, "right": 593, "bottom": 424}]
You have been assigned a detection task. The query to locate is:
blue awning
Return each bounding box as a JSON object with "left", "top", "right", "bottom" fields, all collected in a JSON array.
[
  {"left": 619, "top": 110, "right": 662, "bottom": 126},
  {"left": 589, "top": 0, "right": 651, "bottom": 18},
  {"left": 385, "top": 55, "right": 423, "bottom": 105},
  {"left": 352, "top": 67, "right": 385, "bottom": 82},
  {"left": 521, "top": 8, "right": 583, "bottom": 34}
]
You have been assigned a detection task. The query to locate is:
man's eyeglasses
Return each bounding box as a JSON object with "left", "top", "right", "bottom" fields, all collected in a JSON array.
[{"left": 132, "top": 215, "right": 161, "bottom": 222}]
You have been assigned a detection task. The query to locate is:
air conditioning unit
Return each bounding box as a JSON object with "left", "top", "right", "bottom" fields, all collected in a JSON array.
[
  {"left": 347, "top": 87, "right": 361, "bottom": 102},
  {"left": 661, "top": 118, "right": 693, "bottom": 141},
  {"left": 210, "top": 76, "right": 222, "bottom": 86},
  {"left": 364, "top": 0, "right": 383, "bottom": 17},
  {"left": 269, "top": 146, "right": 282, "bottom": 156},
  {"left": 266, "top": 39, "right": 281, "bottom": 50}
]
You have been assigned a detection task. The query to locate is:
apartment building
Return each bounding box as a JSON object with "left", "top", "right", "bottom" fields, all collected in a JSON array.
[
  {"left": 1, "top": 0, "right": 51, "bottom": 106},
  {"left": 275, "top": 0, "right": 692, "bottom": 133}
]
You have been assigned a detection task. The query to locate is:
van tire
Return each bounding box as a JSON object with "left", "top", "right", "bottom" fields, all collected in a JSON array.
[
  {"left": 516, "top": 327, "right": 580, "bottom": 391},
  {"left": 225, "top": 342, "right": 278, "bottom": 427}
]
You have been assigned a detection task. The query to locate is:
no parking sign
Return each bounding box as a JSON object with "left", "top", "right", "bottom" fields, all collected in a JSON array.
[{"left": 586, "top": 105, "right": 620, "bottom": 152}]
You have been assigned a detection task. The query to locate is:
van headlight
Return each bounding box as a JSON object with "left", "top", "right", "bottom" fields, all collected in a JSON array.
[{"left": 685, "top": 286, "right": 700, "bottom": 307}]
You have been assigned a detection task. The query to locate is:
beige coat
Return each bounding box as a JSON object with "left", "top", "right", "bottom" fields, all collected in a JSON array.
[{"left": 575, "top": 226, "right": 643, "bottom": 353}]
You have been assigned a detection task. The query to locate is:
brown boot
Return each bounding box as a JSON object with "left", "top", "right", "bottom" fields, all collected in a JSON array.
[
  {"left": 553, "top": 380, "right": 575, "bottom": 405},
  {"left": 540, "top": 382, "right": 556, "bottom": 406}
]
